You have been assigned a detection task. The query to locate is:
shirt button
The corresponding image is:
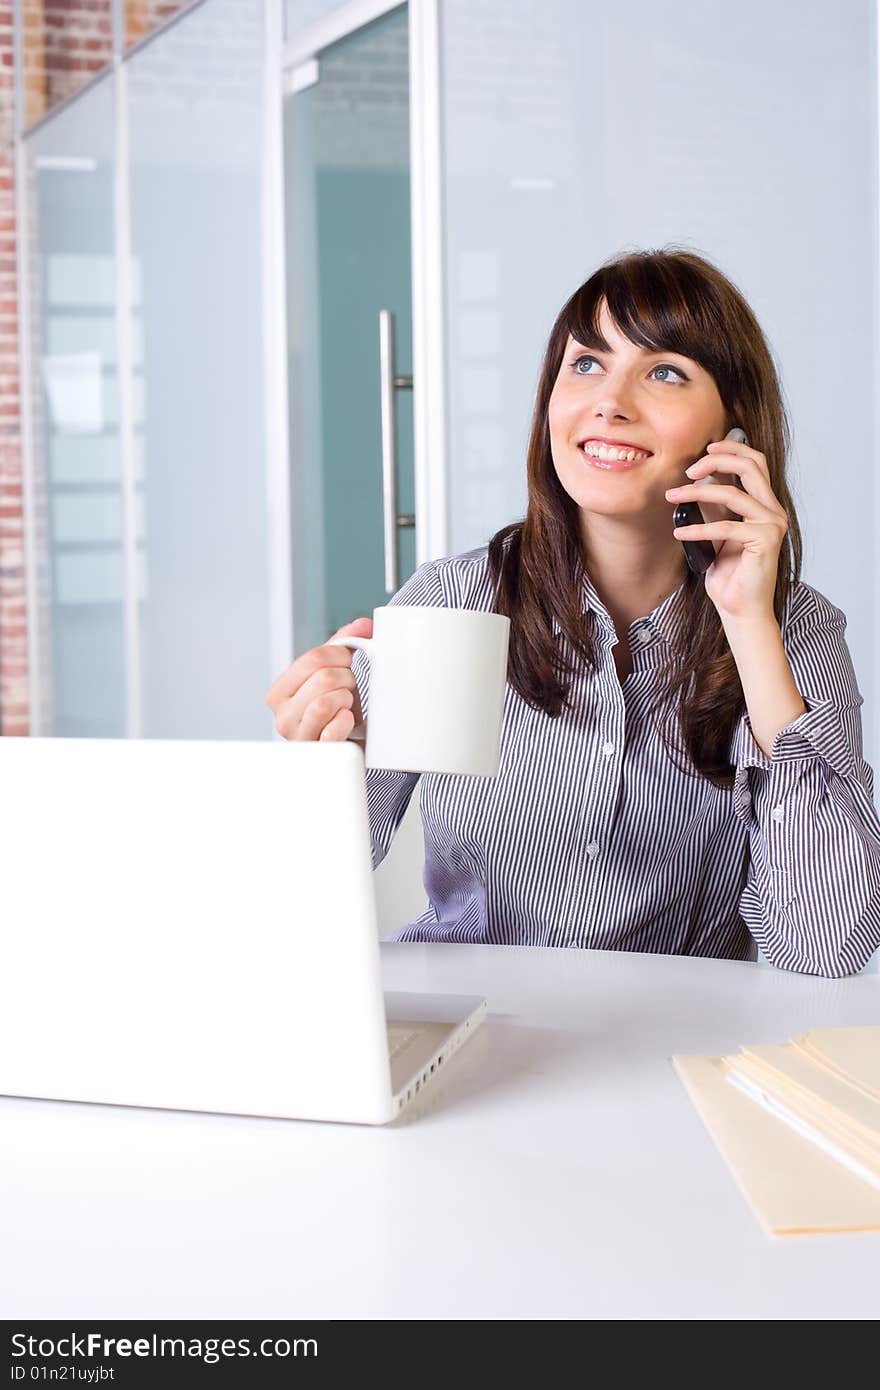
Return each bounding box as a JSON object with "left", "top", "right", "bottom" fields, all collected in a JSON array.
[
  {"left": 602, "top": 741, "right": 614, "bottom": 757},
  {"left": 586, "top": 841, "right": 600, "bottom": 859},
  {"left": 771, "top": 807, "right": 784, "bottom": 822},
  {"left": 631, "top": 627, "right": 648, "bottom": 645}
]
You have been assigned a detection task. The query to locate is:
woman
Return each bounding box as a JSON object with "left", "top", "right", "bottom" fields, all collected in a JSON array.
[{"left": 267, "top": 247, "right": 880, "bottom": 976}]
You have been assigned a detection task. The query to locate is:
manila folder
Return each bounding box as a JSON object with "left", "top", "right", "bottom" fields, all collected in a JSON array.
[{"left": 671, "top": 1053, "right": 880, "bottom": 1235}]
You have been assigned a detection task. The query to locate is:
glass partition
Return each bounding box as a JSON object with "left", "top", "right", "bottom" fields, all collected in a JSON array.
[
  {"left": 24, "top": 74, "right": 124, "bottom": 736},
  {"left": 127, "top": 0, "right": 271, "bottom": 737}
]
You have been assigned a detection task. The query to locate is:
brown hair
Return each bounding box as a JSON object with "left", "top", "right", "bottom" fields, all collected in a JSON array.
[{"left": 487, "top": 246, "right": 802, "bottom": 789}]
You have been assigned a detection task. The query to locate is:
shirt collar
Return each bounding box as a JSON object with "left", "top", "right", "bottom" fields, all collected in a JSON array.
[{"left": 551, "top": 568, "right": 691, "bottom": 650}]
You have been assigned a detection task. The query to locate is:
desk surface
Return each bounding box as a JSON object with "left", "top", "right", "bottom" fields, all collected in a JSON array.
[{"left": 4, "top": 944, "right": 880, "bottom": 1320}]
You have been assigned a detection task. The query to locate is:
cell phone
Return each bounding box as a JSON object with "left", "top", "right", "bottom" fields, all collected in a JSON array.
[{"left": 674, "top": 426, "right": 749, "bottom": 576}]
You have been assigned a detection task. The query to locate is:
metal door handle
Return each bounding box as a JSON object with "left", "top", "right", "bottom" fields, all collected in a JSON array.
[{"left": 378, "top": 309, "right": 414, "bottom": 594}]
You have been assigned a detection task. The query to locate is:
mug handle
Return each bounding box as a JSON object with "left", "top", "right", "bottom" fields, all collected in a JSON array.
[{"left": 326, "top": 636, "right": 373, "bottom": 742}]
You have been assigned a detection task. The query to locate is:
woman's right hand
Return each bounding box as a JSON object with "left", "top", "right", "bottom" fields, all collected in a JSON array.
[{"left": 266, "top": 617, "right": 372, "bottom": 741}]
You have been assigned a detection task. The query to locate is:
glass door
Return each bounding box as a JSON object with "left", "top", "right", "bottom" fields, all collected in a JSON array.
[{"left": 284, "top": 3, "right": 415, "bottom": 655}]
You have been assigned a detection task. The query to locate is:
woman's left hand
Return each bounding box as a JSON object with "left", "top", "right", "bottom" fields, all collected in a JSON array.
[{"left": 664, "top": 439, "right": 789, "bottom": 623}]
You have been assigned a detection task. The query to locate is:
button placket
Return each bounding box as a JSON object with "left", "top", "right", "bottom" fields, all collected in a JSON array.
[{"left": 768, "top": 797, "right": 790, "bottom": 885}]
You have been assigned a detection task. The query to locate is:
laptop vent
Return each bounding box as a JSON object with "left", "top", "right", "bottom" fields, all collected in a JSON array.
[{"left": 397, "top": 1017, "right": 474, "bottom": 1111}]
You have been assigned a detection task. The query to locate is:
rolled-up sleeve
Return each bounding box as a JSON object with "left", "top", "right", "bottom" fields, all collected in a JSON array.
[
  {"left": 350, "top": 559, "right": 448, "bottom": 871},
  {"left": 730, "top": 589, "right": 880, "bottom": 977}
]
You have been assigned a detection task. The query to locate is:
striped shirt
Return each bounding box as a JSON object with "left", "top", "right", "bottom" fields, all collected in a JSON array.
[{"left": 350, "top": 545, "right": 880, "bottom": 976}]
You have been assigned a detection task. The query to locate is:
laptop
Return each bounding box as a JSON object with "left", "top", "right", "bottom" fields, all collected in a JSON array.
[{"left": 0, "top": 736, "right": 486, "bottom": 1124}]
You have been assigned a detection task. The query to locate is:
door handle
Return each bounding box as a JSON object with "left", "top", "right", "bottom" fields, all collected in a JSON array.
[{"left": 378, "top": 309, "right": 414, "bottom": 594}]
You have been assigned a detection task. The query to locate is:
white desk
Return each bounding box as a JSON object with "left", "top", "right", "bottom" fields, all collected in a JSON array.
[{"left": 3, "top": 945, "right": 879, "bottom": 1320}]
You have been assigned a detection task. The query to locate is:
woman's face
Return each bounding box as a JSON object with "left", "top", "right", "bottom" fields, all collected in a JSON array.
[{"left": 548, "top": 298, "right": 732, "bottom": 522}]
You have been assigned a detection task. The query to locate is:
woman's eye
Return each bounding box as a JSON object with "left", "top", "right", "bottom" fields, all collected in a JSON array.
[
  {"left": 572, "top": 355, "right": 599, "bottom": 375},
  {"left": 572, "top": 355, "right": 687, "bottom": 383}
]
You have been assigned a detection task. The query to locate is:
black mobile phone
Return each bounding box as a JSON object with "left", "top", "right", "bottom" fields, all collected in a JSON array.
[{"left": 674, "top": 427, "right": 749, "bottom": 576}]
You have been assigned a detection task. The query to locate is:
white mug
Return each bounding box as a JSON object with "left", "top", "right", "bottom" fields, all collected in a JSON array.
[{"left": 328, "top": 605, "right": 510, "bottom": 776}]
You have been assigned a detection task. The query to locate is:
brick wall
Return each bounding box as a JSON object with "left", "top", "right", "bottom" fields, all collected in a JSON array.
[
  {"left": 21, "top": 1, "right": 189, "bottom": 128},
  {"left": 0, "top": 3, "right": 25, "bottom": 735},
  {"left": 22, "top": 2, "right": 112, "bottom": 128},
  {"left": 126, "top": 2, "right": 189, "bottom": 48}
]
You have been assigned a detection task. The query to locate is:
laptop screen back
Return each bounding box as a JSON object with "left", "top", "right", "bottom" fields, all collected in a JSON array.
[{"left": 0, "top": 737, "right": 394, "bottom": 1122}]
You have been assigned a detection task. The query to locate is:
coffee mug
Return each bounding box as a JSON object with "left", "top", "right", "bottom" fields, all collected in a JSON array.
[{"left": 327, "top": 605, "right": 510, "bottom": 776}]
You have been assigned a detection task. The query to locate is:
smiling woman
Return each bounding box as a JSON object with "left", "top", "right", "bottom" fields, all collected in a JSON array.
[
  {"left": 273, "top": 245, "right": 880, "bottom": 976},
  {"left": 489, "top": 247, "right": 802, "bottom": 779}
]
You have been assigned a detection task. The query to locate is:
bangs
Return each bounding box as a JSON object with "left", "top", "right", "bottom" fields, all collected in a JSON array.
[{"left": 564, "top": 256, "right": 730, "bottom": 380}]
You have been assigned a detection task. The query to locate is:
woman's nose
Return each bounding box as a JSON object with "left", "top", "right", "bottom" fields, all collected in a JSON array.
[{"left": 589, "top": 385, "right": 637, "bottom": 418}]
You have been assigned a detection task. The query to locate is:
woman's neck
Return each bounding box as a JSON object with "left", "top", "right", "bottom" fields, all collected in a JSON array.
[{"left": 582, "top": 534, "right": 688, "bottom": 635}]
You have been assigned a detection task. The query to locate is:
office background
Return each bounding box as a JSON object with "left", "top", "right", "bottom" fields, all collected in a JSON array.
[{"left": 1, "top": 0, "right": 877, "bottom": 966}]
